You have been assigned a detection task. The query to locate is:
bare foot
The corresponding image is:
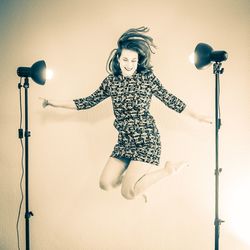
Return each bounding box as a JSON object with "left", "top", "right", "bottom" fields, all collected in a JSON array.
[
  {"left": 164, "top": 161, "right": 189, "bottom": 175},
  {"left": 142, "top": 194, "right": 148, "bottom": 203}
]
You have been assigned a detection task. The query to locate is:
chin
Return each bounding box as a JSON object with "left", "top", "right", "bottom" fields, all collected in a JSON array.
[{"left": 123, "top": 70, "right": 136, "bottom": 77}]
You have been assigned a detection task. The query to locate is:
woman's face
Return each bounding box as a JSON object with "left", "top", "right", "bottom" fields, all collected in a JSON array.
[{"left": 118, "top": 49, "right": 138, "bottom": 77}]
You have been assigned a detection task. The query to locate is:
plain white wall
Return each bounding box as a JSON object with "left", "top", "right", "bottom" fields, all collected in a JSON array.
[{"left": 0, "top": 0, "right": 249, "bottom": 249}]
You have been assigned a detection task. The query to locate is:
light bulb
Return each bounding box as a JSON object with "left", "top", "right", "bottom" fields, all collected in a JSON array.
[
  {"left": 46, "top": 69, "right": 54, "bottom": 80},
  {"left": 189, "top": 52, "right": 195, "bottom": 64}
]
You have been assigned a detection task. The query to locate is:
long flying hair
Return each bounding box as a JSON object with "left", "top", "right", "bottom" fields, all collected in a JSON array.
[{"left": 106, "top": 27, "right": 156, "bottom": 76}]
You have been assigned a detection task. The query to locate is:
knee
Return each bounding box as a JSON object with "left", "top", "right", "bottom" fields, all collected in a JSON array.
[
  {"left": 99, "top": 180, "right": 113, "bottom": 191},
  {"left": 99, "top": 177, "right": 119, "bottom": 191},
  {"left": 121, "top": 184, "right": 135, "bottom": 200}
]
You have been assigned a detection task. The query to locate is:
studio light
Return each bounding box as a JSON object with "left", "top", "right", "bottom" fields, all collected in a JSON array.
[
  {"left": 192, "top": 43, "right": 228, "bottom": 250},
  {"left": 16, "top": 59, "right": 50, "bottom": 250},
  {"left": 17, "top": 60, "right": 46, "bottom": 85},
  {"left": 194, "top": 43, "right": 228, "bottom": 69}
]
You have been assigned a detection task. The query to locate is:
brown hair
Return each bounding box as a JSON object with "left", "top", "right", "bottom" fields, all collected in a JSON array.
[{"left": 106, "top": 27, "right": 156, "bottom": 76}]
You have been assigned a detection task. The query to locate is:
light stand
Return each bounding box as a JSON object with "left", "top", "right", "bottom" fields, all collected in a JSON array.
[
  {"left": 17, "top": 60, "right": 46, "bottom": 250},
  {"left": 213, "top": 62, "right": 225, "bottom": 250},
  {"left": 193, "top": 43, "right": 228, "bottom": 250}
]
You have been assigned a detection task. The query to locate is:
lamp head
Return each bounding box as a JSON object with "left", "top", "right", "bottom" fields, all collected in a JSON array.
[
  {"left": 194, "top": 43, "right": 228, "bottom": 70},
  {"left": 17, "top": 60, "right": 46, "bottom": 85}
]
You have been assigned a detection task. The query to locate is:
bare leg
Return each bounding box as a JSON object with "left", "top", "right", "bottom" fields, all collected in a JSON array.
[
  {"left": 99, "top": 157, "right": 129, "bottom": 191},
  {"left": 121, "top": 160, "right": 188, "bottom": 200}
]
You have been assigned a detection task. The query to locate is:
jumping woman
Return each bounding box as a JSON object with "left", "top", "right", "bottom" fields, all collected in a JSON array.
[{"left": 41, "top": 27, "right": 211, "bottom": 201}]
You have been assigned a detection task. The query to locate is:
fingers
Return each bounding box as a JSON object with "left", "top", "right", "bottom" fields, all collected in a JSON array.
[
  {"left": 202, "top": 118, "right": 212, "bottom": 124},
  {"left": 39, "top": 97, "right": 49, "bottom": 108},
  {"left": 43, "top": 100, "right": 49, "bottom": 108},
  {"left": 199, "top": 115, "right": 213, "bottom": 124},
  {"left": 206, "top": 117, "right": 213, "bottom": 124}
]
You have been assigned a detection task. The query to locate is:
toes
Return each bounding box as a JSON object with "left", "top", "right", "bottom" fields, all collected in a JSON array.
[{"left": 165, "top": 161, "right": 189, "bottom": 175}]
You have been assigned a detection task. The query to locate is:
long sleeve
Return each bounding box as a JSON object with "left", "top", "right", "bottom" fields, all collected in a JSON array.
[
  {"left": 151, "top": 73, "right": 186, "bottom": 113},
  {"left": 73, "top": 77, "right": 110, "bottom": 110}
]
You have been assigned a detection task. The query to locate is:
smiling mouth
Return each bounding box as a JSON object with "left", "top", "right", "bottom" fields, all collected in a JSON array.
[{"left": 125, "top": 67, "right": 133, "bottom": 71}]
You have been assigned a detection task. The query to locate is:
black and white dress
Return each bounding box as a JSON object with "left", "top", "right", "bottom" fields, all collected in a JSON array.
[{"left": 73, "top": 71, "right": 186, "bottom": 166}]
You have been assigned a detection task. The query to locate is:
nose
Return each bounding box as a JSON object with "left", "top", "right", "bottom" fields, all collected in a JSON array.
[{"left": 126, "top": 61, "right": 133, "bottom": 68}]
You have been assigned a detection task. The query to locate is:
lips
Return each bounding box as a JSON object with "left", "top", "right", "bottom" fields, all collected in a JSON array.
[{"left": 125, "top": 67, "right": 133, "bottom": 71}]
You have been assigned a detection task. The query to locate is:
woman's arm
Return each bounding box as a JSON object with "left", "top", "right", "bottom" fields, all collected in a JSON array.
[
  {"left": 182, "top": 106, "right": 212, "bottom": 124},
  {"left": 150, "top": 73, "right": 212, "bottom": 124},
  {"left": 40, "top": 97, "right": 77, "bottom": 110},
  {"left": 151, "top": 74, "right": 186, "bottom": 113}
]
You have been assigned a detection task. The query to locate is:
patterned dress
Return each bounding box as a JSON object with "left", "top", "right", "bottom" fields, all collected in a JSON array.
[{"left": 73, "top": 71, "right": 186, "bottom": 166}]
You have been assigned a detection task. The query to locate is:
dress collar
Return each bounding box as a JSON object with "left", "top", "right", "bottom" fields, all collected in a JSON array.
[{"left": 116, "top": 72, "right": 140, "bottom": 81}]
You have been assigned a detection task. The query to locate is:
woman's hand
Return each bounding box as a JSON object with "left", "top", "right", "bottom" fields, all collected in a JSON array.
[
  {"left": 182, "top": 107, "right": 213, "bottom": 124},
  {"left": 195, "top": 114, "right": 213, "bottom": 124},
  {"left": 39, "top": 97, "right": 50, "bottom": 108}
]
